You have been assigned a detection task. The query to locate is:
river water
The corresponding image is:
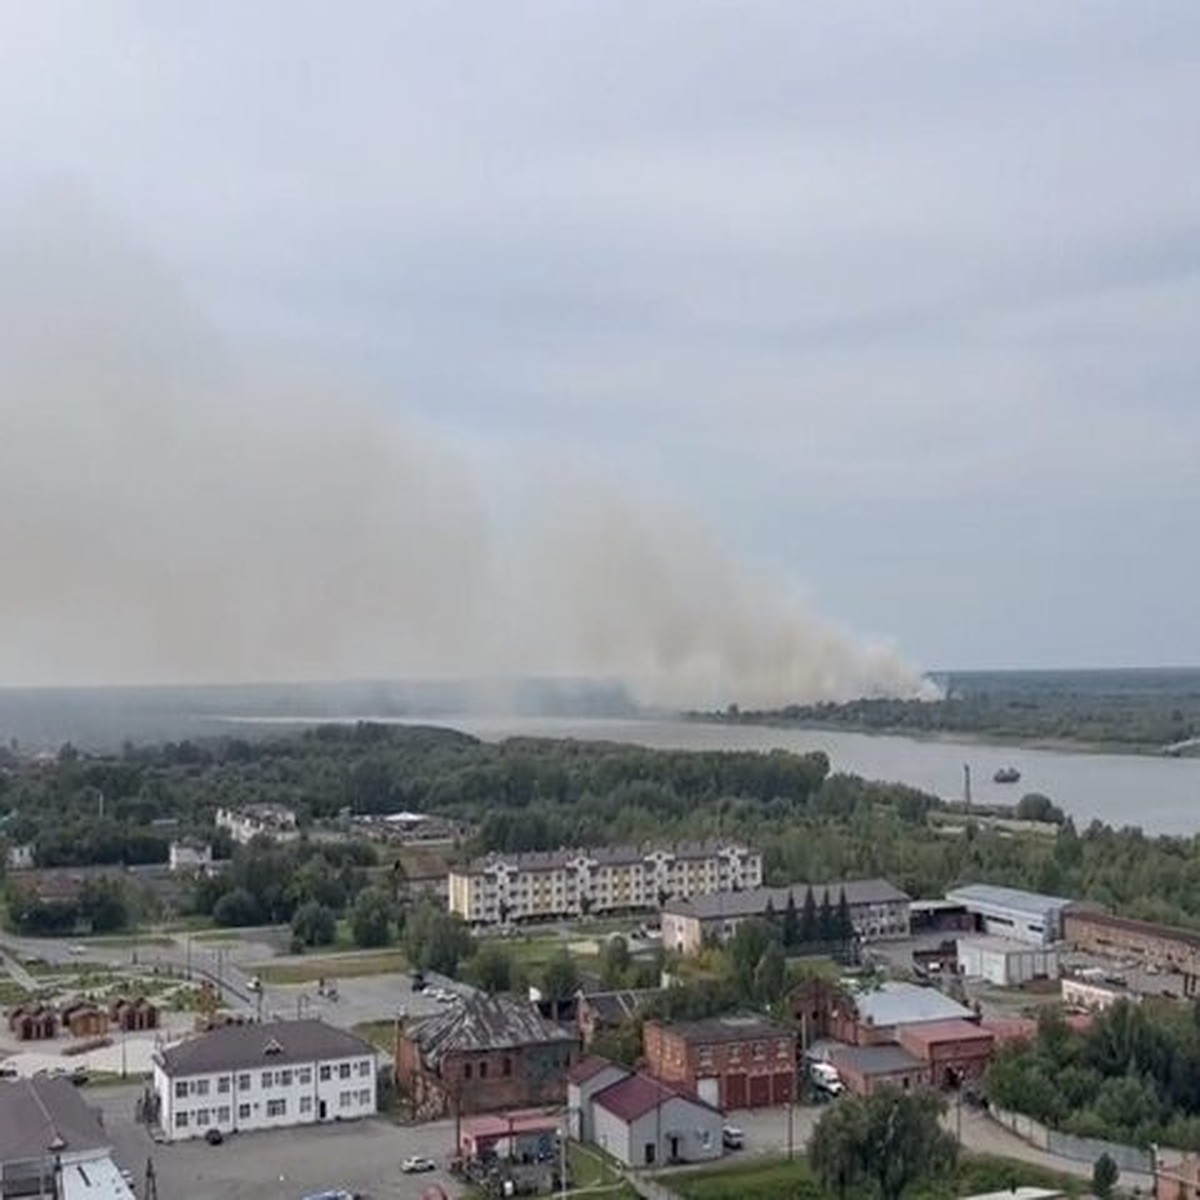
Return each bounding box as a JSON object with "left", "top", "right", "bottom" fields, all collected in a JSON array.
[{"left": 372, "top": 715, "right": 1200, "bottom": 837}]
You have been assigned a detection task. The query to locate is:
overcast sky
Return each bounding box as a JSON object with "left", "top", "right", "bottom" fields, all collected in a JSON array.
[{"left": 3, "top": 2, "right": 1199, "bottom": 677}]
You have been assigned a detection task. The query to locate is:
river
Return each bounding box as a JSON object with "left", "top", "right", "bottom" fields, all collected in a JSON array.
[{"left": 354, "top": 714, "right": 1200, "bottom": 837}]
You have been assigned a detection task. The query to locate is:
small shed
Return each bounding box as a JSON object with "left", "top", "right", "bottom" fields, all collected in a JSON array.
[
  {"left": 8, "top": 1005, "right": 57, "bottom": 1042},
  {"left": 109, "top": 996, "right": 159, "bottom": 1032},
  {"left": 60, "top": 1000, "right": 110, "bottom": 1039}
]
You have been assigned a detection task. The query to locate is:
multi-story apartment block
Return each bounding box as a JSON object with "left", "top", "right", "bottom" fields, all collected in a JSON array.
[
  {"left": 152, "top": 1019, "right": 377, "bottom": 1141},
  {"left": 448, "top": 841, "right": 762, "bottom": 925}
]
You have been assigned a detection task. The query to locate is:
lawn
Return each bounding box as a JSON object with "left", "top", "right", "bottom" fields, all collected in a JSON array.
[
  {"left": 668, "top": 1153, "right": 1086, "bottom": 1200},
  {"left": 254, "top": 949, "right": 409, "bottom": 985},
  {"left": 0, "top": 979, "right": 30, "bottom": 1005},
  {"left": 352, "top": 1020, "right": 398, "bottom": 1054}
]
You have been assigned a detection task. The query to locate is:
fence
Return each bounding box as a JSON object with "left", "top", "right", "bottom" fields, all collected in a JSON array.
[{"left": 990, "top": 1106, "right": 1154, "bottom": 1175}]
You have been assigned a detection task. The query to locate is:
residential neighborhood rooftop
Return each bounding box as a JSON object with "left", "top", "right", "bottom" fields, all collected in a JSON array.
[
  {"left": 849, "top": 981, "right": 975, "bottom": 1027},
  {"left": 829, "top": 1043, "right": 927, "bottom": 1077},
  {"left": 0, "top": 1077, "right": 110, "bottom": 1162},
  {"left": 662, "top": 878, "right": 909, "bottom": 920},
  {"left": 579, "top": 988, "right": 662, "bottom": 1024},
  {"left": 897, "top": 1018, "right": 995, "bottom": 1048},
  {"left": 594, "top": 1072, "right": 717, "bottom": 1122},
  {"left": 651, "top": 1013, "right": 792, "bottom": 1045},
  {"left": 568, "top": 1056, "right": 625, "bottom": 1086},
  {"left": 411, "top": 995, "right": 576, "bottom": 1068},
  {"left": 155, "top": 1018, "right": 374, "bottom": 1076},
  {"left": 463, "top": 840, "right": 756, "bottom": 874}
]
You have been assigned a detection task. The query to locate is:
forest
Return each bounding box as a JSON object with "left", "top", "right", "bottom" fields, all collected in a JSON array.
[{"left": 4, "top": 723, "right": 1200, "bottom": 933}]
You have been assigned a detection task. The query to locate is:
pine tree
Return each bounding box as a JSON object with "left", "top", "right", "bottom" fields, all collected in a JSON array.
[
  {"left": 783, "top": 890, "right": 801, "bottom": 950},
  {"left": 818, "top": 890, "right": 835, "bottom": 944},
  {"left": 801, "top": 885, "right": 818, "bottom": 945},
  {"left": 837, "top": 887, "right": 854, "bottom": 944}
]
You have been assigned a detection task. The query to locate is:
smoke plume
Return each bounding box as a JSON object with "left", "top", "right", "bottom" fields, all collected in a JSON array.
[{"left": 0, "top": 194, "right": 927, "bottom": 707}]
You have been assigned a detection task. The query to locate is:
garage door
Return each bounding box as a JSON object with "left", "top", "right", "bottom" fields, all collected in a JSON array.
[
  {"left": 771, "top": 1071, "right": 794, "bottom": 1104},
  {"left": 748, "top": 1075, "right": 770, "bottom": 1108},
  {"left": 724, "top": 1073, "right": 747, "bottom": 1109},
  {"left": 697, "top": 1077, "right": 720, "bottom": 1107}
]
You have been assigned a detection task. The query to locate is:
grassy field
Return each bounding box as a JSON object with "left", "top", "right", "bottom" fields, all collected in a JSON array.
[
  {"left": 0, "top": 979, "right": 30, "bottom": 1005},
  {"left": 668, "top": 1153, "right": 1086, "bottom": 1200},
  {"left": 568, "top": 1143, "right": 637, "bottom": 1197},
  {"left": 254, "top": 949, "right": 409, "bottom": 985},
  {"left": 352, "top": 1020, "right": 398, "bottom": 1053}
]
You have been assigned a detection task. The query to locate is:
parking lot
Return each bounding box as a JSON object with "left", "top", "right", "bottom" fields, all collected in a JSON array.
[{"left": 93, "top": 1086, "right": 463, "bottom": 1199}]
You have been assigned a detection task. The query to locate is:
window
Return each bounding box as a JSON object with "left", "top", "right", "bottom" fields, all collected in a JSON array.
[
  {"left": 217, "top": 1107, "right": 230, "bottom": 1124},
  {"left": 261, "top": 1071, "right": 273, "bottom": 1089},
  {"left": 238, "top": 1103, "right": 251, "bottom": 1120},
  {"left": 298, "top": 1068, "right": 312, "bottom": 1085},
  {"left": 338, "top": 1063, "right": 351, "bottom": 1080},
  {"left": 319, "top": 1065, "right": 331, "bottom": 1082},
  {"left": 357, "top": 1089, "right": 371, "bottom": 1105},
  {"left": 174, "top": 1112, "right": 188, "bottom": 1128},
  {"left": 480, "top": 1061, "right": 488, "bottom": 1079},
  {"left": 339, "top": 1091, "right": 351, "bottom": 1108},
  {"left": 195, "top": 1108, "right": 210, "bottom": 1126},
  {"left": 266, "top": 1098, "right": 287, "bottom": 1118},
  {"left": 358, "top": 1060, "right": 371, "bottom": 1077},
  {"left": 464, "top": 1063, "right": 472, "bottom": 1080},
  {"left": 503, "top": 1057, "right": 512, "bottom": 1077},
  {"left": 217, "top": 1076, "right": 231, "bottom": 1094},
  {"left": 238, "top": 1073, "right": 250, "bottom": 1091},
  {"left": 194, "top": 1078, "right": 210, "bottom": 1096},
  {"left": 280, "top": 1069, "right": 293, "bottom": 1086},
  {"left": 299, "top": 1096, "right": 313, "bottom": 1114},
  {"left": 174, "top": 1082, "right": 187, "bottom": 1099}
]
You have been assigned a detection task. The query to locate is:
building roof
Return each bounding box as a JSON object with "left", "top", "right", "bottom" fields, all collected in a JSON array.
[
  {"left": 568, "top": 1056, "right": 626, "bottom": 1086},
  {"left": 1065, "top": 907, "right": 1200, "bottom": 951},
  {"left": 958, "top": 934, "right": 1056, "bottom": 955},
  {"left": 579, "top": 989, "right": 662, "bottom": 1025},
  {"left": 663, "top": 878, "right": 909, "bottom": 921},
  {"left": 898, "top": 1019, "right": 994, "bottom": 1049},
  {"left": 978, "top": 1016, "right": 1037, "bottom": 1044},
  {"left": 593, "top": 1072, "right": 720, "bottom": 1123},
  {"left": 0, "top": 1077, "right": 109, "bottom": 1163},
  {"left": 652, "top": 1013, "right": 792, "bottom": 1046},
  {"left": 460, "top": 841, "right": 757, "bottom": 875},
  {"left": 960, "top": 1189, "right": 1064, "bottom": 1200},
  {"left": 946, "top": 884, "right": 1071, "bottom": 917},
  {"left": 848, "top": 981, "right": 974, "bottom": 1028},
  {"left": 828, "top": 1044, "right": 926, "bottom": 1078},
  {"left": 410, "top": 995, "right": 576, "bottom": 1068},
  {"left": 154, "top": 1018, "right": 374, "bottom": 1077}
]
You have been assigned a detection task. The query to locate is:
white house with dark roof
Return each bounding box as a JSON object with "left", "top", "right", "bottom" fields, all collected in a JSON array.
[
  {"left": 152, "top": 1019, "right": 377, "bottom": 1141},
  {"left": 0, "top": 1076, "right": 134, "bottom": 1198}
]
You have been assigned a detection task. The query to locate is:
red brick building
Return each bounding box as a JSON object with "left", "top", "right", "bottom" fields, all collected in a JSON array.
[
  {"left": 643, "top": 1014, "right": 796, "bottom": 1109},
  {"left": 897, "top": 1019, "right": 995, "bottom": 1087},
  {"left": 1064, "top": 908, "right": 1200, "bottom": 997},
  {"left": 827, "top": 1044, "right": 930, "bottom": 1097},
  {"left": 395, "top": 995, "right": 579, "bottom": 1121}
]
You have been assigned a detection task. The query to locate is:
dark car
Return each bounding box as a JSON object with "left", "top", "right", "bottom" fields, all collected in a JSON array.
[{"left": 205, "top": 1128, "right": 224, "bottom": 1146}]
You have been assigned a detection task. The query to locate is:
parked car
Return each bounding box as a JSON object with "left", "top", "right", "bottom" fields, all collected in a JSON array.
[
  {"left": 722, "top": 1125, "right": 744, "bottom": 1150},
  {"left": 247, "top": 976, "right": 262, "bottom": 992},
  {"left": 401, "top": 1157, "right": 436, "bottom": 1174},
  {"left": 205, "top": 1128, "right": 224, "bottom": 1146}
]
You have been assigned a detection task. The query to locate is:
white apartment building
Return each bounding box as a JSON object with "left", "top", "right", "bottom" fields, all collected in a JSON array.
[
  {"left": 448, "top": 841, "right": 762, "bottom": 925},
  {"left": 152, "top": 1019, "right": 377, "bottom": 1142},
  {"left": 214, "top": 803, "right": 298, "bottom": 845}
]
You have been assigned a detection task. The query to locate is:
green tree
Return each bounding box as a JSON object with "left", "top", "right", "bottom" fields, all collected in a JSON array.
[
  {"left": 753, "top": 941, "right": 787, "bottom": 1007},
  {"left": 291, "top": 900, "right": 337, "bottom": 948},
  {"left": 469, "top": 941, "right": 515, "bottom": 994},
  {"left": 817, "top": 892, "right": 835, "bottom": 943},
  {"left": 836, "top": 888, "right": 854, "bottom": 945},
  {"left": 601, "top": 935, "right": 632, "bottom": 987},
  {"left": 541, "top": 949, "right": 580, "bottom": 1005},
  {"left": 1017, "top": 793, "right": 1065, "bottom": 824},
  {"left": 350, "top": 887, "right": 394, "bottom": 948},
  {"left": 782, "top": 891, "right": 800, "bottom": 951},
  {"left": 800, "top": 886, "right": 818, "bottom": 944},
  {"left": 863, "top": 1087, "right": 957, "bottom": 1200},
  {"left": 212, "top": 886, "right": 261, "bottom": 927},
  {"left": 404, "top": 899, "right": 475, "bottom": 977},
  {"left": 1092, "top": 1153, "right": 1119, "bottom": 1200},
  {"left": 810, "top": 1093, "right": 870, "bottom": 1200},
  {"left": 728, "top": 918, "right": 778, "bottom": 1001},
  {"left": 77, "top": 878, "right": 129, "bottom": 933}
]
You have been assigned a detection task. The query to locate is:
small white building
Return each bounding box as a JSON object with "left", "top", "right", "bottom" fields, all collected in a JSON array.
[
  {"left": 168, "top": 840, "right": 214, "bottom": 873},
  {"left": 957, "top": 935, "right": 1060, "bottom": 987},
  {"left": 214, "top": 804, "right": 298, "bottom": 845},
  {"left": 1062, "top": 975, "right": 1138, "bottom": 1012},
  {"left": 5, "top": 843, "right": 34, "bottom": 871},
  {"left": 589, "top": 1071, "right": 723, "bottom": 1168},
  {"left": 568, "top": 1057, "right": 634, "bottom": 1142},
  {"left": 152, "top": 1019, "right": 376, "bottom": 1142}
]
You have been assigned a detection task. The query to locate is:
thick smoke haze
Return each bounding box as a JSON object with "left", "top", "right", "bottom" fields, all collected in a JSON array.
[{"left": 0, "top": 196, "right": 926, "bottom": 707}]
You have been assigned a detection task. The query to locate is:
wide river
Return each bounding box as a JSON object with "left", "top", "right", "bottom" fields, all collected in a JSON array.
[{"left": 365, "top": 714, "right": 1200, "bottom": 837}]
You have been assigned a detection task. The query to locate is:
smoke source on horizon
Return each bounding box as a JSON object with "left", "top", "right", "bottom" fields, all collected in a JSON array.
[{"left": 0, "top": 195, "right": 929, "bottom": 708}]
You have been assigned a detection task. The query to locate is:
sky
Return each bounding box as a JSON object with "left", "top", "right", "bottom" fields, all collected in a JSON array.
[{"left": 1, "top": 1, "right": 1199, "bottom": 691}]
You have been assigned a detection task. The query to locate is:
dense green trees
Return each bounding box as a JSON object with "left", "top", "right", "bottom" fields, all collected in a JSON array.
[
  {"left": 403, "top": 899, "right": 474, "bottom": 977},
  {"left": 809, "top": 1089, "right": 957, "bottom": 1200},
  {"left": 349, "top": 888, "right": 396, "bottom": 949},
  {"left": 986, "top": 1002, "right": 1200, "bottom": 1148},
  {"left": 291, "top": 901, "right": 337, "bottom": 947}
]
